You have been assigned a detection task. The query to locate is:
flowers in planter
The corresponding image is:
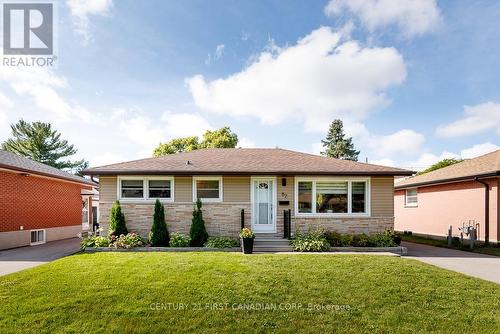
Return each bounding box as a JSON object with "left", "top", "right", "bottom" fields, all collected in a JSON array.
[
  {"left": 239, "top": 228, "right": 255, "bottom": 239},
  {"left": 169, "top": 232, "right": 191, "bottom": 247}
]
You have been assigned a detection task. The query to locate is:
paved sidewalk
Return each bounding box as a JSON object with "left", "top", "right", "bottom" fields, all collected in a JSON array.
[
  {"left": 0, "top": 238, "right": 81, "bottom": 276},
  {"left": 403, "top": 241, "right": 500, "bottom": 284}
]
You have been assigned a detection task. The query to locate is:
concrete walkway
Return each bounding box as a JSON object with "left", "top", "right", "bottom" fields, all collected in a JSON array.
[
  {"left": 0, "top": 238, "right": 81, "bottom": 276},
  {"left": 403, "top": 241, "right": 500, "bottom": 284}
]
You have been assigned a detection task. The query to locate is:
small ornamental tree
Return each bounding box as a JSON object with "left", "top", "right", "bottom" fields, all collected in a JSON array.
[
  {"left": 109, "top": 200, "right": 128, "bottom": 237},
  {"left": 149, "top": 199, "right": 169, "bottom": 246},
  {"left": 190, "top": 198, "right": 209, "bottom": 246}
]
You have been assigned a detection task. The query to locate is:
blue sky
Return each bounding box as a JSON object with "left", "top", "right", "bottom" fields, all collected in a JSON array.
[{"left": 0, "top": 0, "right": 499, "bottom": 170}]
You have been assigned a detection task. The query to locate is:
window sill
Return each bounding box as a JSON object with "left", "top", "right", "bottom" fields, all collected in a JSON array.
[
  {"left": 295, "top": 213, "right": 371, "bottom": 218},
  {"left": 194, "top": 198, "right": 223, "bottom": 203},
  {"left": 404, "top": 204, "right": 418, "bottom": 208},
  {"left": 118, "top": 198, "right": 174, "bottom": 203}
]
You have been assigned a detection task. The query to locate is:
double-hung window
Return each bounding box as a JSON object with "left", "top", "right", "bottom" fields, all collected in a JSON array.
[
  {"left": 118, "top": 177, "right": 174, "bottom": 201},
  {"left": 296, "top": 178, "right": 369, "bottom": 216},
  {"left": 193, "top": 176, "right": 223, "bottom": 202},
  {"left": 405, "top": 188, "right": 418, "bottom": 207}
]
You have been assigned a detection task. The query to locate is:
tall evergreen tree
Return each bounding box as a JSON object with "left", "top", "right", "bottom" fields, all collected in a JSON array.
[
  {"left": 190, "top": 198, "right": 209, "bottom": 246},
  {"left": 2, "top": 119, "right": 88, "bottom": 172},
  {"left": 149, "top": 199, "right": 170, "bottom": 246},
  {"left": 109, "top": 201, "right": 128, "bottom": 237},
  {"left": 320, "top": 119, "right": 359, "bottom": 161}
]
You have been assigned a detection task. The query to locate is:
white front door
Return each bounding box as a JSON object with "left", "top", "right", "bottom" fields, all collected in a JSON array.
[{"left": 252, "top": 178, "right": 276, "bottom": 232}]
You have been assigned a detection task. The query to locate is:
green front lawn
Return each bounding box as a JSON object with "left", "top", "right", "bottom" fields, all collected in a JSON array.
[
  {"left": 401, "top": 234, "right": 500, "bottom": 256},
  {"left": 1, "top": 253, "right": 499, "bottom": 333}
]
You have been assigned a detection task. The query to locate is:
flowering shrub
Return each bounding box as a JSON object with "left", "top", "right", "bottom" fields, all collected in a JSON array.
[
  {"left": 111, "top": 233, "right": 146, "bottom": 249},
  {"left": 80, "top": 235, "right": 109, "bottom": 250},
  {"left": 291, "top": 230, "right": 330, "bottom": 252},
  {"left": 239, "top": 228, "right": 255, "bottom": 239},
  {"left": 204, "top": 236, "right": 239, "bottom": 248},
  {"left": 169, "top": 232, "right": 191, "bottom": 247}
]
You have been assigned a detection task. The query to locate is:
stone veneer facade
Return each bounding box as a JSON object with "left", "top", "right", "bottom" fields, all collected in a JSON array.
[
  {"left": 99, "top": 202, "right": 252, "bottom": 238},
  {"left": 292, "top": 217, "right": 394, "bottom": 235},
  {"left": 98, "top": 175, "right": 395, "bottom": 238}
]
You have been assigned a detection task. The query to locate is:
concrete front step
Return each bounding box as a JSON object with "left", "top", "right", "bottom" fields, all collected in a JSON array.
[{"left": 252, "top": 235, "right": 293, "bottom": 252}]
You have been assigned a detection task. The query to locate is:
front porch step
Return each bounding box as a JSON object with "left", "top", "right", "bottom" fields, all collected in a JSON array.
[{"left": 253, "top": 237, "right": 293, "bottom": 252}]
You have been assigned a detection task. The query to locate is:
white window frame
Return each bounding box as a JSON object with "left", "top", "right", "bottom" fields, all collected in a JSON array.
[
  {"left": 117, "top": 176, "right": 174, "bottom": 202},
  {"left": 405, "top": 188, "right": 418, "bottom": 207},
  {"left": 30, "top": 229, "right": 46, "bottom": 246},
  {"left": 193, "top": 176, "right": 223, "bottom": 203},
  {"left": 294, "top": 177, "right": 371, "bottom": 217}
]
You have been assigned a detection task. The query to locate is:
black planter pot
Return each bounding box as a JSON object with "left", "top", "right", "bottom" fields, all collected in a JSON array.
[{"left": 241, "top": 237, "right": 255, "bottom": 254}]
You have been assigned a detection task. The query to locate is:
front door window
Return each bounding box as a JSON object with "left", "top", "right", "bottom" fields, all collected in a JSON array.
[{"left": 252, "top": 179, "right": 275, "bottom": 232}]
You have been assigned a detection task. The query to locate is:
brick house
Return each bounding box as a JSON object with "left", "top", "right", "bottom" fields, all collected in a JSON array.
[
  {"left": 395, "top": 150, "right": 499, "bottom": 243},
  {"left": 0, "top": 149, "right": 96, "bottom": 250},
  {"left": 83, "top": 148, "right": 412, "bottom": 238}
]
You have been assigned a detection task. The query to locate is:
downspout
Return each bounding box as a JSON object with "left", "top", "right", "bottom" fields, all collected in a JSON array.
[{"left": 474, "top": 177, "right": 489, "bottom": 245}]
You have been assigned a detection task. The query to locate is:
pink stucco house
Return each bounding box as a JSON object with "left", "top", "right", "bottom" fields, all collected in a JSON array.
[{"left": 394, "top": 150, "right": 499, "bottom": 244}]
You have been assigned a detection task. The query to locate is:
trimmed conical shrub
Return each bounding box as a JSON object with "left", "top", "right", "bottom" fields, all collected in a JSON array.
[
  {"left": 190, "top": 198, "right": 208, "bottom": 246},
  {"left": 149, "top": 199, "right": 169, "bottom": 246},
  {"left": 109, "top": 200, "right": 128, "bottom": 236}
]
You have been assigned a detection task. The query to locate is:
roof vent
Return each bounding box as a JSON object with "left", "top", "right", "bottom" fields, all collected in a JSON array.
[{"left": 186, "top": 160, "right": 192, "bottom": 165}]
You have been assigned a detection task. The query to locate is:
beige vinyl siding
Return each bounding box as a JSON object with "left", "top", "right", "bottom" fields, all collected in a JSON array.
[
  {"left": 371, "top": 176, "right": 394, "bottom": 217},
  {"left": 277, "top": 176, "right": 294, "bottom": 214},
  {"left": 174, "top": 176, "right": 192, "bottom": 202},
  {"left": 99, "top": 176, "right": 117, "bottom": 203},
  {"left": 223, "top": 176, "right": 250, "bottom": 202}
]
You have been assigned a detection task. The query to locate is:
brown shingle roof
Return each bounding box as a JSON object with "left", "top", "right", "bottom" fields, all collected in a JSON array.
[
  {"left": 0, "top": 149, "right": 95, "bottom": 186},
  {"left": 83, "top": 148, "right": 413, "bottom": 176},
  {"left": 395, "top": 149, "right": 500, "bottom": 189}
]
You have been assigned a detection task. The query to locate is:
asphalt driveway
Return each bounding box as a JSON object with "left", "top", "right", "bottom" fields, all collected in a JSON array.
[
  {"left": 0, "top": 238, "right": 81, "bottom": 276},
  {"left": 403, "top": 241, "right": 500, "bottom": 284}
]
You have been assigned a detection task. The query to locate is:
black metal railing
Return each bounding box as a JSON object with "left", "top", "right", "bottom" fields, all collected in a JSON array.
[
  {"left": 240, "top": 209, "right": 245, "bottom": 230},
  {"left": 283, "top": 209, "right": 291, "bottom": 239}
]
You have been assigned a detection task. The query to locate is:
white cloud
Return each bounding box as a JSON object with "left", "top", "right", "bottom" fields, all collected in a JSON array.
[
  {"left": 214, "top": 44, "right": 225, "bottom": 60},
  {"left": 367, "top": 129, "right": 425, "bottom": 157},
  {"left": 90, "top": 152, "right": 126, "bottom": 167},
  {"left": 325, "top": 0, "right": 441, "bottom": 38},
  {"left": 205, "top": 44, "right": 226, "bottom": 65},
  {"left": 0, "top": 67, "right": 91, "bottom": 122},
  {"left": 188, "top": 27, "right": 406, "bottom": 133},
  {"left": 311, "top": 142, "right": 322, "bottom": 156},
  {"left": 119, "top": 115, "right": 164, "bottom": 147},
  {"left": 370, "top": 158, "right": 395, "bottom": 167},
  {"left": 238, "top": 137, "right": 256, "bottom": 148},
  {"left": 67, "top": 0, "right": 113, "bottom": 45},
  {"left": 436, "top": 102, "right": 500, "bottom": 137},
  {"left": 110, "top": 109, "right": 214, "bottom": 149},
  {"left": 402, "top": 142, "right": 499, "bottom": 171},
  {"left": 460, "top": 142, "right": 499, "bottom": 159},
  {"left": 160, "top": 112, "right": 213, "bottom": 138},
  {"left": 405, "top": 151, "right": 460, "bottom": 171},
  {"left": 0, "top": 92, "right": 14, "bottom": 109}
]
